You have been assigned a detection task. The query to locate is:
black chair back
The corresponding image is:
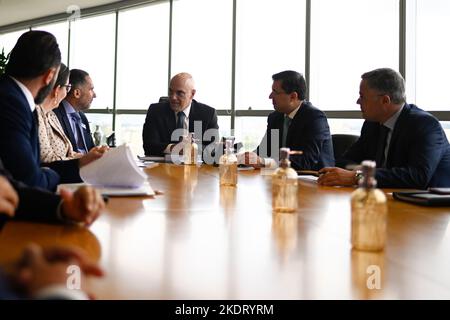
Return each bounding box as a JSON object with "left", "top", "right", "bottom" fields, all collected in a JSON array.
[{"left": 332, "top": 134, "right": 359, "bottom": 160}]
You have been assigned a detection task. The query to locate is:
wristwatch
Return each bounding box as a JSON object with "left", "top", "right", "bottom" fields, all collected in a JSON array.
[{"left": 354, "top": 169, "right": 363, "bottom": 185}]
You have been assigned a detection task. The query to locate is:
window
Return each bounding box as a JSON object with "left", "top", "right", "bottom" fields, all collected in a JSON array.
[
  {"left": 412, "top": 0, "right": 450, "bottom": 109},
  {"left": 0, "top": 29, "right": 29, "bottom": 54},
  {"left": 235, "top": 0, "right": 306, "bottom": 110},
  {"left": 234, "top": 117, "right": 268, "bottom": 152},
  {"left": 115, "top": 114, "right": 146, "bottom": 156},
  {"left": 69, "top": 13, "right": 115, "bottom": 110},
  {"left": 310, "top": 0, "right": 399, "bottom": 110},
  {"left": 171, "top": 0, "right": 232, "bottom": 110},
  {"left": 33, "top": 21, "right": 69, "bottom": 65},
  {"left": 116, "top": 3, "right": 170, "bottom": 110}
]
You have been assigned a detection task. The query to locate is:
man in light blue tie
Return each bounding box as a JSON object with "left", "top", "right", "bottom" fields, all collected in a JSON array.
[{"left": 54, "top": 69, "right": 96, "bottom": 154}]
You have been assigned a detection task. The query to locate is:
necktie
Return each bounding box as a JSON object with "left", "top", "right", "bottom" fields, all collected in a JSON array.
[
  {"left": 281, "top": 115, "right": 292, "bottom": 147},
  {"left": 70, "top": 112, "right": 88, "bottom": 154},
  {"left": 375, "top": 125, "right": 390, "bottom": 168},
  {"left": 176, "top": 111, "right": 186, "bottom": 130}
]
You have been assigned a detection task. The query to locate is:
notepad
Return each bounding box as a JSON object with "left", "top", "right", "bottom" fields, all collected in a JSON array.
[
  {"left": 393, "top": 190, "right": 450, "bottom": 206},
  {"left": 138, "top": 155, "right": 166, "bottom": 162},
  {"left": 297, "top": 175, "right": 319, "bottom": 182}
]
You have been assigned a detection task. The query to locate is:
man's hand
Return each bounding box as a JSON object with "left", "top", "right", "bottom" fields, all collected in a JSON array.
[
  {"left": 237, "top": 152, "right": 264, "bottom": 168},
  {"left": 60, "top": 186, "right": 105, "bottom": 226},
  {"left": 0, "top": 176, "right": 19, "bottom": 217},
  {"left": 317, "top": 167, "right": 357, "bottom": 186},
  {"left": 14, "top": 243, "right": 103, "bottom": 298},
  {"left": 79, "top": 146, "right": 109, "bottom": 167}
]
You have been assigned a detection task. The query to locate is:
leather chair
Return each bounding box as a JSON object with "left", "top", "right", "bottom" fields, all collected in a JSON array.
[{"left": 332, "top": 134, "right": 359, "bottom": 167}]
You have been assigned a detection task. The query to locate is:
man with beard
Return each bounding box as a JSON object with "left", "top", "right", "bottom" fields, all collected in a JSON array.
[
  {"left": 54, "top": 69, "right": 96, "bottom": 154},
  {"left": 0, "top": 31, "right": 82, "bottom": 191}
]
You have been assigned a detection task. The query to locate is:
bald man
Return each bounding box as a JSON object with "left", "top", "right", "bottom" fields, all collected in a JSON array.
[{"left": 143, "top": 73, "right": 219, "bottom": 156}]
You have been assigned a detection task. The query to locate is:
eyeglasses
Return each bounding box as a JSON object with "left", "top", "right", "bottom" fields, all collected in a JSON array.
[{"left": 61, "top": 84, "right": 72, "bottom": 93}]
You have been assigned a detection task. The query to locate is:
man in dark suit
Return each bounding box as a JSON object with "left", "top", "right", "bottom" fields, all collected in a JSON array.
[
  {"left": 54, "top": 69, "right": 96, "bottom": 154},
  {"left": 318, "top": 68, "right": 450, "bottom": 189},
  {"left": 240, "top": 70, "right": 334, "bottom": 170},
  {"left": 142, "top": 72, "right": 219, "bottom": 157},
  {"left": 0, "top": 31, "right": 82, "bottom": 191}
]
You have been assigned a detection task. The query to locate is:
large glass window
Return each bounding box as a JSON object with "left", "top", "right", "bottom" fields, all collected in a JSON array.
[
  {"left": 413, "top": 0, "right": 450, "bottom": 109},
  {"left": 235, "top": 0, "right": 306, "bottom": 111},
  {"left": 0, "top": 29, "right": 29, "bottom": 54},
  {"left": 171, "top": 0, "right": 232, "bottom": 110},
  {"left": 310, "top": 0, "right": 399, "bottom": 110},
  {"left": 69, "top": 13, "right": 115, "bottom": 110},
  {"left": 234, "top": 117, "right": 268, "bottom": 152},
  {"left": 33, "top": 21, "right": 69, "bottom": 65},
  {"left": 116, "top": 3, "right": 170, "bottom": 110},
  {"left": 115, "top": 114, "right": 146, "bottom": 156}
]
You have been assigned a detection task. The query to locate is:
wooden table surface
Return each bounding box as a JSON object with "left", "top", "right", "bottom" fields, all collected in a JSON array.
[{"left": 1, "top": 163, "right": 450, "bottom": 299}]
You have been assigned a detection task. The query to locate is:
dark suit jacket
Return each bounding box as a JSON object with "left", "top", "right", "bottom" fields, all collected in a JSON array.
[
  {"left": 142, "top": 99, "right": 219, "bottom": 156},
  {"left": 0, "top": 158, "right": 62, "bottom": 230},
  {"left": 53, "top": 102, "right": 95, "bottom": 153},
  {"left": 342, "top": 104, "right": 450, "bottom": 189},
  {"left": 256, "top": 101, "right": 335, "bottom": 170},
  {"left": 0, "top": 76, "right": 81, "bottom": 191}
]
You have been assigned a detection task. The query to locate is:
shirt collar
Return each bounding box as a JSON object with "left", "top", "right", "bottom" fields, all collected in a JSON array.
[
  {"left": 383, "top": 104, "right": 405, "bottom": 131},
  {"left": 286, "top": 101, "right": 302, "bottom": 120},
  {"left": 178, "top": 102, "right": 192, "bottom": 118},
  {"left": 10, "top": 76, "right": 36, "bottom": 112},
  {"left": 62, "top": 100, "right": 77, "bottom": 114}
]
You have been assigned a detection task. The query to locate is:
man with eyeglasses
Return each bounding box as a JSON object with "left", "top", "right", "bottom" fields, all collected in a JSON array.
[
  {"left": 143, "top": 72, "right": 219, "bottom": 157},
  {"left": 239, "top": 70, "right": 334, "bottom": 171},
  {"left": 54, "top": 69, "right": 96, "bottom": 155},
  {"left": 318, "top": 68, "right": 450, "bottom": 188}
]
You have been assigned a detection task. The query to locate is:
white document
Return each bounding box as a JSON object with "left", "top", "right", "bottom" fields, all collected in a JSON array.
[
  {"left": 298, "top": 175, "right": 319, "bottom": 183},
  {"left": 57, "top": 182, "right": 155, "bottom": 197},
  {"left": 80, "top": 144, "right": 147, "bottom": 187}
]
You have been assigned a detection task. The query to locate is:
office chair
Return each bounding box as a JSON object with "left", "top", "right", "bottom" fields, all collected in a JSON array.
[{"left": 332, "top": 134, "right": 359, "bottom": 167}]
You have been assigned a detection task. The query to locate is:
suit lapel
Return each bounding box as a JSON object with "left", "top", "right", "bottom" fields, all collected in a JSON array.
[{"left": 273, "top": 112, "right": 284, "bottom": 147}]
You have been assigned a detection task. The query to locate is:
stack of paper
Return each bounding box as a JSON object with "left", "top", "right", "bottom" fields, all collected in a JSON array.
[
  {"left": 59, "top": 144, "right": 154, "bottom": 196},
  {"left": 81, "top": 144, "right": 146, "bottom": 187}
]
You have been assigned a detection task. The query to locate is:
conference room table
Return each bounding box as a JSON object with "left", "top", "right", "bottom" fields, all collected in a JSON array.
[{"left": 1, "top": 163, "right": 450, "bottom": 299}]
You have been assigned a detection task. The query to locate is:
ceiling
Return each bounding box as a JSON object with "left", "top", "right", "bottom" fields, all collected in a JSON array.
[{"left": 0, "top": 0, "right": 123, "bottom": 27}]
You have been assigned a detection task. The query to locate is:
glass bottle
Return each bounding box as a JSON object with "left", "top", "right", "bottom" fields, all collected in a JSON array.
[
  {"left": 219, "top": 138, "right": 238, "bottom": 186},
  {"left": 183, "top": 132, "right": 198, "bottom": 165},
  {"left": 351, "top": 160, "right": 387, "bottom": 251},
  {"left": 272, "top": 148, "right": 298, "bottom": 213},
  {"left": 93, "top": 125, "right": 103, "bottom": 146}
]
